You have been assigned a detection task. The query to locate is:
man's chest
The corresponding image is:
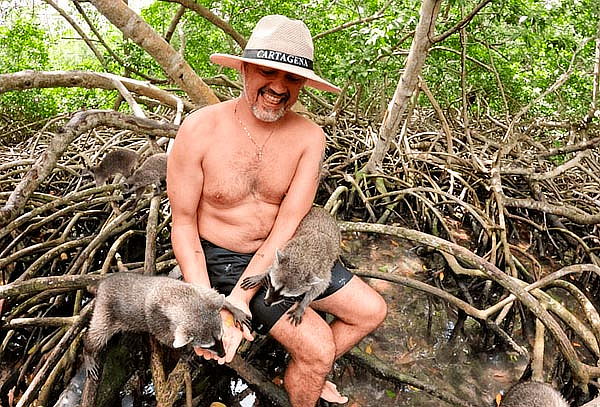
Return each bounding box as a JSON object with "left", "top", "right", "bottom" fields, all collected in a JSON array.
[{"left": 201, "top": 143, "right": 300, "bottom": 206}]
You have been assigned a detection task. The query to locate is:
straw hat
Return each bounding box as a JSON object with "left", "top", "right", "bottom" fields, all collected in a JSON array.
[{"left": 210, "top": 15, "right": 340, "bottom": 93}]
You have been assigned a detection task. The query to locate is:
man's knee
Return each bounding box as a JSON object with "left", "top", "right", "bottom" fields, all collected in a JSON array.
[
  {"left": 274, "top": 314, "right": 336, "bottom": 373},
  {"left": 352, "top": 290, "right": 388, "bottom": 332},
  {"left": 369, "top": 293, "right": 388, "bottom": 327},
  {"left": 300, "top": 340, "right": 335, "bottom": 376},
  {"left": 291, "top": 329, "right": 336, "bottom": 371}
]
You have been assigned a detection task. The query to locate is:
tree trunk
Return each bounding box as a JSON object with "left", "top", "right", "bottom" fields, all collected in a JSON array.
[
  {"left": 365, "top": 0, "right": 442, "bottom": 173},
  {"left": 88, "top": 0, "right": 219, "bottom": 107}
]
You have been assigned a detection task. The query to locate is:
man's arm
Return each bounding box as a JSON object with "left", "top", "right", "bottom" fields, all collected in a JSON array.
[{"left": 167, "top": 112, "right": 210, "bottom": 287}]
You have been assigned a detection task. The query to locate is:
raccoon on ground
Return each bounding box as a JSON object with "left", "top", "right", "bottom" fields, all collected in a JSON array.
[
  {"left": 241, "top": 206, "right": 341, "bottom": 325},
  {"left": 123, "top": 153, "right": 167, "bottom": 198},
  {"left": 500, "top": 381, "right": 568, "bottom": 407},
  {"left": 87, "top": 148, "right": 139, "bottom": 187},
  {"left": 83, "top": 272, "right": 251, "bottom": 380}
]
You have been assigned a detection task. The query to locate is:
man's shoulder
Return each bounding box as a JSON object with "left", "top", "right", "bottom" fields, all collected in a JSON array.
[
  {"left": 185, "top": 101, "right": 232, "bottom": 124},
  {"left": 286, "top": 110, "right": 323, "bottom": 135},
  {"left": 178, "top": 101, "right": 234, "bottom": 139}
]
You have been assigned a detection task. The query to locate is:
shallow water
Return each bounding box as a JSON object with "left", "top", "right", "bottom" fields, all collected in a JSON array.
[{"left": 329, "top": 233, "right": 529, "bottom": 407}]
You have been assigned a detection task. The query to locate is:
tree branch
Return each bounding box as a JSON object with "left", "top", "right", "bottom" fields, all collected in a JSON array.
[
  {"left": 164, "top": 5, "right": 186, "bottom": 44},
  {"left": 313, "top": 1, "right": 391, "bottom": 41},
  {"left": 338, "top": 221, "right": 588, "bottom": 383},
  {"left": 15, "top": 304, "right": 93, "bottom": 407},
  {"left": 432, "top": 0, "right": 493, "bottom": 44},
  {"left": 88, "top": 0, "right": 219, "bottom": 106},
  {"left": 0, "top": 274, "right": 103, "bottom": 300},
  {"left": 42, "top": 0, "right": 107, "bottom": 67},
  {"left": 365, "top": 0, "right": 443, "bottom": 173},
  {"left": 502, "top": 195, "right": 600, "bottom": 225},
  {"left": 0, "top": 110, "right": 178, "bottom": 226},
  {"left": 161, "top": 0, "right": 247, "bottom": 49},
  {"left": 538, "top": 135, "right": 600, "bottom": 157},
  {"left": 0, "top": 70, "right": 193, "bottom": 111},
  {"left": 71, "top": 0, "right": 167, "bottom": 83},
  {"left": 346, "top": 348, "right": 475, "bottom": 407}
]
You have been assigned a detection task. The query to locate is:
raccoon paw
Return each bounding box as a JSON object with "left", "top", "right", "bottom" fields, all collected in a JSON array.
[
  {"left": 287, "top": 308, "right": 304, "bottom": 326},
  {"left": 233, "top": 310, "right": 252, "bottom": 331},
  {"left": 223, "top": 300, "right": 252, "bottom": 331},
  {"left": 240, "top": 274, "right": 265, "bottom": 290}
]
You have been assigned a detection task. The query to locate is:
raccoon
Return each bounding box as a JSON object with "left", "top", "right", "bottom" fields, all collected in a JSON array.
[
  {"left": 500, "top": 381, "right": 568, "bottom": 407},
  {"left": 123, "top": 153, "right": 167, "bottom": 198},
  {"left": 83, "top": 273, "right": 251, "bottom": 380},
  {"left": 241, "top": 207, "right": 341, "bottom": 325},
  {"left": 88, "top": 148, "right": 139, "bottom": 186}
]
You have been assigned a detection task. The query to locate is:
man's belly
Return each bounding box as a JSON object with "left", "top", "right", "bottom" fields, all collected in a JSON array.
[{"left": 197, "top": 200, "right": 279, "bottom": 253}]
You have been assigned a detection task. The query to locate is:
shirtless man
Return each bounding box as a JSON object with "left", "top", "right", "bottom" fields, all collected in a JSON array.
[{"left": 167, "top": 15, "right": 387, "bottom": 406}]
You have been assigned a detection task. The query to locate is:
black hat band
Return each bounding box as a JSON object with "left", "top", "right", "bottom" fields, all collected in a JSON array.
[{"left": 243, "top": 49, "right": 313, "bottom": 70}]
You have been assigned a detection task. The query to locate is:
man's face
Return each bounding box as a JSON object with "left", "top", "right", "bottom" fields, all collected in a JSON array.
[{"left": 242, "top": 63, "right": 307, "bottom": 122}]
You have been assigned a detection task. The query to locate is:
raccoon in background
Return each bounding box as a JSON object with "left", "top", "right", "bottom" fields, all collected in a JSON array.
[
  {"left": 87, "top": 148, "right": 139, "bottom": 187},
  {"left": 241, "top": 207, "right": 341, "bottom": 325},
  {"left": 500, "top": 381, "right": 568, "bottom": 407},
  {"left": 83, "top": 272, "right": 251, "bottom": 380},
  {"left": 124, "top": 153, "right": 167, "bottom": 198}
]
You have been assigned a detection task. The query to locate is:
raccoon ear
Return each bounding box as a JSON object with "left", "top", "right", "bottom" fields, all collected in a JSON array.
[
  {"left": 215, "top": 293, "right": 226, "bottom": 309},
  {"left": 275, "top": 248, "right": 284, "bottom": 265},
  {"left": 173, "top": 326, "right": 192, "bottom": 348},
  {"left": 308, "top": 276, "right": 325, "bottom": 286}
]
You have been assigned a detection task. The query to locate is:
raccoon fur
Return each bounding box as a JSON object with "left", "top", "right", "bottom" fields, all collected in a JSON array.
[
  {"left": 83, "top": 272, "right": 251, "bottom": 380},
  {"left": 241, "top": 207, "right": 341, "bottom": 325},
  {"left": 123, "top": 153, "right": 167, "bottom": 197},
  {"left": 88, "top": 148, "right": 139, "bottom": 186},
  {"left": 500, "top": 381, "right": 568, "bottom": 407}
]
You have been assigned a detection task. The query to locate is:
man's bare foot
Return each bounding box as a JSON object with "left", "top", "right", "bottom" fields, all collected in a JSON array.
[{"left": 320, "top": 381, "right": 348, "bottom": 404}]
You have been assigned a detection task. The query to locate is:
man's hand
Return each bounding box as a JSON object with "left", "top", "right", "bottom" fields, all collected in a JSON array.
[{"left": 194, "top": 297, "right": 253, "bottom": 364}]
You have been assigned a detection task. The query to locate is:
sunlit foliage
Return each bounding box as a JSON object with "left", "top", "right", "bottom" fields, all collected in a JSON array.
[{"left": 0, "top": 0, "right": 598, "bottom": 122}]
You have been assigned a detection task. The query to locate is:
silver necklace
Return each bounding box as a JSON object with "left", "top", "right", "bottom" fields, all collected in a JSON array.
[{"left": 234, "top": 101, "right": 278, "bottom": 161}]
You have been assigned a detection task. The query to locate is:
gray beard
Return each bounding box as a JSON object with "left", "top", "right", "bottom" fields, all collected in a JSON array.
[
  {"left": 243, "top": 82, "right": 287, "bottom": 122},
  {"left": 250, "top": 103, "right": 285, "bottom": 122}
]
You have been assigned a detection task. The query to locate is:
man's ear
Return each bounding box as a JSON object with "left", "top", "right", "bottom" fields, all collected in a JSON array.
[{"left": 172, "top": 326, "right": 192, "bottom": 348}]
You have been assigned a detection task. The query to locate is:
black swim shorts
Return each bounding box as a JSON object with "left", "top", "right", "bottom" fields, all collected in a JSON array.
[{"left": 201, "top": 240, "right": 353, "bottom": 334}]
